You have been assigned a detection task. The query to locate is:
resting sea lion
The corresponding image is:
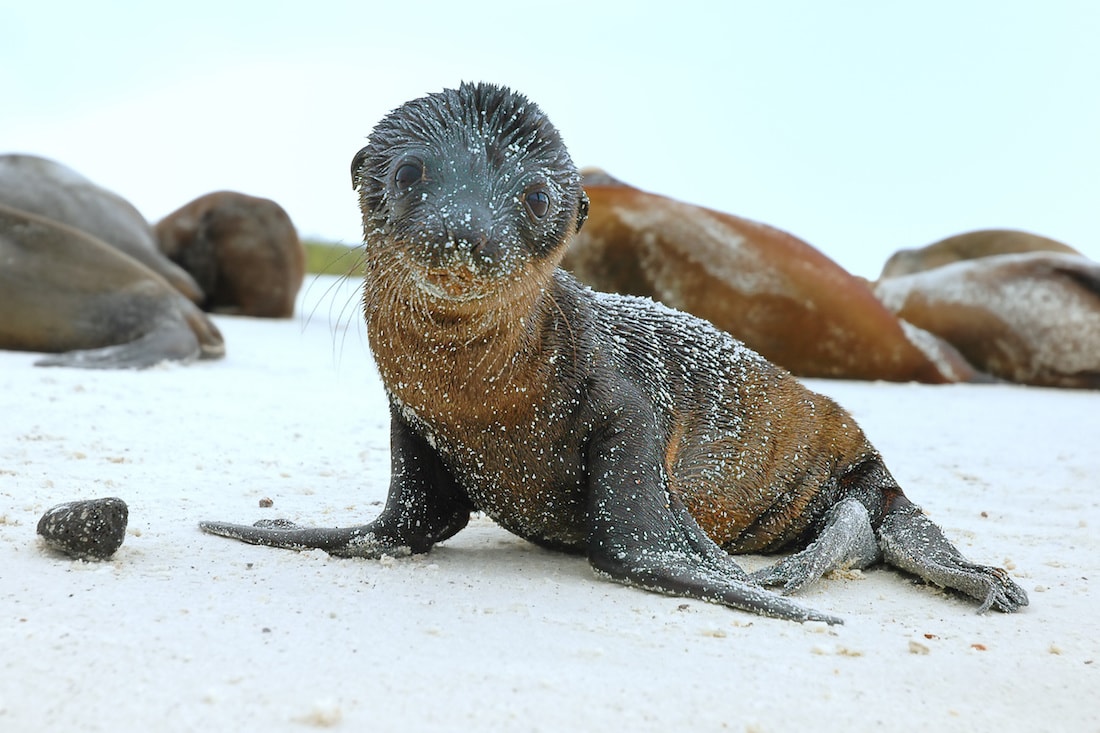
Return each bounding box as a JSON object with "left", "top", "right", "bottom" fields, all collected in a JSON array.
[
  {"left": 874, "top": 252, "right": 1100, "bottom": 389},
  {"left": 880, "top": 228, "right": 1082, "bottom": 279},
  {"left": 201, "top": 82, "right": 1026, "bottom": 623},
  {"left": 0, "top": 203, "right": 224, "bottom": 368},
  {"left": 560, "top": 169, "right": 979, "bottom": 383},
  {"left": 155, "top": 191, "right": 306, "bottom": 318},
  {"left": 0, "top": 153, "right": 203, "bottom": 303}
]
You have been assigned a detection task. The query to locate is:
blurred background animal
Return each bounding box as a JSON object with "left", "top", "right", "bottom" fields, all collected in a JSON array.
[
  {"left": 561, "top": 170, "right": 977, "bottom": 384},
  {"left": 156, "top": 191, "right": 305, "bottom": 318}
]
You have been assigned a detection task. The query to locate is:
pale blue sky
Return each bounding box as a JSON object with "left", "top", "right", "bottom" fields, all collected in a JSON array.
[{"left": 4, "top": 0, "right": 1097, "bottom": 277}]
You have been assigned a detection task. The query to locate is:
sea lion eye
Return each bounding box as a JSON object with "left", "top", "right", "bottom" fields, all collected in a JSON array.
[
  {"left": 394, "top": 160, "right": 423, "bottom": 189},
  {"left": 525, "top": 189, "right": 550, "bottom": 219}
]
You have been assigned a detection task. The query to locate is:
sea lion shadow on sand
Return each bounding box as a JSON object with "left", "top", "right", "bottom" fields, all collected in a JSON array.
[{"left": 201, "top": 82, "right": 1027, "bottom": 624}]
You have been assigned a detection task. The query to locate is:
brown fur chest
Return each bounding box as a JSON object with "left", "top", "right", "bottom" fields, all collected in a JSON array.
[
  {"left": 366, "top": 284, "right": 591, "bottom": 550},
  {"left": 390, "top": 382, "right": 591, "bottom": 551}
]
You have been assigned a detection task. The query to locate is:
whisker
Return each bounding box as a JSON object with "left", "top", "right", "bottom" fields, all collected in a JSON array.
[
  {"left": 302, "top": 242, "right": 367, "bottom": 331},
  {"left": 333, "top": 278, "right": 367, "bottom": 366},
  {"left": 296, "top": 242, "right": 371, "bottom": 368}
]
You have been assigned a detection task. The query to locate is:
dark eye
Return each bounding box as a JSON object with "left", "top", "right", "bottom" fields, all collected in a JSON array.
[
  {"left": 394, "top": 160, "right": 423, "bottom": 188},
  {"left": 525, "top": 189, "right": 550, "bottom": 219}
]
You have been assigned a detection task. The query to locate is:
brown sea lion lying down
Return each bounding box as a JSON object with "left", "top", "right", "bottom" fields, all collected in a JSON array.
[
  {"left": 880, "top": 228, "right": 1082, "bottom": 279},
  {"left": 156, "top": 191, "right": 306, "bottom": 318},
  {"left": 560, "top": 169, "right": 978, "bottom": 384},
  {"left": 201, "top": 83, "right": 1026, "bottom": 623},
  {"left": 874, "top": 252, "right": 1100, "bottom": 389},
  {"left": 0, "top": 202, "right": 224, "bottom": 368}
]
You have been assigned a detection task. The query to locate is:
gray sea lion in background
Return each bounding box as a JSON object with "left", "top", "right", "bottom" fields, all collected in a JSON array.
[
  {"left": 880, "top": 228, "right": 1082, "bottom": 279},
  {"left": 0, "top": 203, "right": 224, "bottom": 368},
  {"left": 155, "top": 191, "right": 306, "bottom": 318},
  {"left": 202, "top": 83, "right": 1026, "bottom": 623},
  {"left": 0, "top": 153, "right": 204, "bottom": 303},
  {"left": 874, "top": 252, "right": 1100, "bottom": 389}
]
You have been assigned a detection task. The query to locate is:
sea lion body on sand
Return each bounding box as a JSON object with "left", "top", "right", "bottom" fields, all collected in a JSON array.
[
  {"left": 874, "top": 252, "right": 1100, "bottom": 389},
  {"left": 880, "top": 228, "right": 1082, "bottom": 279},
  {"left": 0, "top": 153, "right": 204, "bottom": 303},
  {"left": 155, "top": 191, "right": 306, "bottom": 318},
  {"left": 202, "top": 83, "right": 1026, "bottom": 623},
  {"left": 0, "top": 203, "right": 224, "bottom": 368},
  {"left": 561, "top": 170, "right": 978, "bottom": 384}
]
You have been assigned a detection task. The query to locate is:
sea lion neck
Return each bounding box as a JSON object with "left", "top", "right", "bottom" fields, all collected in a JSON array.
[{"left": 362, "top": 248, "right": 564, "bottom": 425}]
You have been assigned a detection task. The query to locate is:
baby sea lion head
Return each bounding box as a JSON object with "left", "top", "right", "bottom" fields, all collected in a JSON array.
[{"left": 351, "top": 82, "right": 588, "bottom": 301}]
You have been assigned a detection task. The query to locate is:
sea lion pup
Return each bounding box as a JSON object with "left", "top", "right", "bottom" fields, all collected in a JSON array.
[
  {"left": 0, "top": 203, "right": 224, "bottom": 368},
  {"left": 873, "top": 252, "right": 1100, "bottom": 389},
  {"left": 880, "top": 228, "right": 1082, "bottom": 279},
  {"left": 155, "top": 191, "right": 306, "bottom": 318},
  {"left": 201, "top": 82, "right": 1026, "bottom": 623},
  {"left": 561, "top": 169, "right": 979, "bottom": 384},
  {"left": 0, "top": 153, "right": 204, "bottom": 303}
]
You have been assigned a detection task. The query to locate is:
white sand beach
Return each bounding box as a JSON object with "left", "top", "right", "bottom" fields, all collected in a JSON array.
[{"left": 2, "top": 275, "right": 1097, "bottom": 732}]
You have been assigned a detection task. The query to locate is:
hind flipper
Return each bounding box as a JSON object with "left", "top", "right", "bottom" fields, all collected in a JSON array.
[
  {"left": 751, "top": 497, "right": 882, "bottom": 594},
  {"left": 878, "top": 500, "right": 1028, "bottom": 612},
  {"left": 35, "top": 318, "right": 203, "bottom": 369},
  {"left": 588, "top": 497, "right": 843, "bottom": 624},
  {"left": 586, "top": 400, "right": 843, "bottom": 625}
]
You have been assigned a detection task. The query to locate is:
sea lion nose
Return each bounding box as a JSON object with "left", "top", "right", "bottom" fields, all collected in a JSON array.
[
  {"left": 454, "top": 224, "right": 490, "bottom": 251},
  {"left": 443, "top": 204, "right": 497, "bottom": 260}
]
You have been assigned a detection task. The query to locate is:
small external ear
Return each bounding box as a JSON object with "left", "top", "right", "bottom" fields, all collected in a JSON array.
[
  {"left": 350, "top": 146, "right": 370, "bottom": 190},
  {"left": 575, "top": 190, "right": 590, "bottom": 233}
]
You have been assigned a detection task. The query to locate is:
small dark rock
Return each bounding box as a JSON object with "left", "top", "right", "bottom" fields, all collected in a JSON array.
[
  {"left": 37, "top": 497, "right": 129, "bottom": 560},
  {"left": 258, "top": 497, "right": 273, "bottom": 508}
]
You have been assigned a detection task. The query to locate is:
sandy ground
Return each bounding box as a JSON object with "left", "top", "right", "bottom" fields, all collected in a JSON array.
[{"left": 2, "top": 276, "right": 1098, "bottom": 732}]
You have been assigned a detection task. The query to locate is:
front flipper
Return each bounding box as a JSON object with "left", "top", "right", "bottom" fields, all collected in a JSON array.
[
  {"left": 585, "top": 398, "right": 843, "bottom": 625},
  {"left": 198, "top": 518, "right": 416, "bottom": 558},
  {"left": 751, "top": 497, "right": 882, "bottom": 594},
  {"left": 878, "top": 499, "right": 1028, "bottom": 613},
  {"left": 200, "top": 401, "right": 473, "bottom": 558}
]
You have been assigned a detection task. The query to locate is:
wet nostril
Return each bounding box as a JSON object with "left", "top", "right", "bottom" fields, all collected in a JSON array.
[
  {"left": 470, "top": 232, "right": 491, "bottom": 252},
  {"left": 444, "top": 222, "right": 492, "bottom": 252},
  {"left": 440, "top": 203, "right": 495, "bottom": 259},
  {"left": 444, "top": 230, "right": 490, "bottom": 250}
]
